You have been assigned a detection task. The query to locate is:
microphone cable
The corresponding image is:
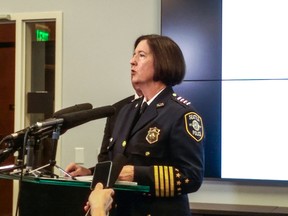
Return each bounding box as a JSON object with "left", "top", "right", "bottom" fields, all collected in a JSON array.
[{"left": 14, "top": 128, "right": 31, "bottom": 216}]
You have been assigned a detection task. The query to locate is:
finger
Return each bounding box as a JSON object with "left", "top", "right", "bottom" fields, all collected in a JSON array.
[
  {"left": 65, "top": 162, "right": 76, "bottom": 172},
  {"left": 95, "top": 182, "right": 104, "bottom": 190},
  {"left": 110, "top": 189, "right": 115, "bottom": 196},
  {"left": 69, "top": 170, "right": 79, "bottom": 177}
]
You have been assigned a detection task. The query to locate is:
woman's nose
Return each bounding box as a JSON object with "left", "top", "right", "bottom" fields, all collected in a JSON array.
[{"left": 130, "top": 56, "right": 136, "bottom": 65}]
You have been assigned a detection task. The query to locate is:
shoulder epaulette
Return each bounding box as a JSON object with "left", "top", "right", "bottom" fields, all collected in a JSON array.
[{"left": 171, "top": 93, "right": 191, "bottom": 106}]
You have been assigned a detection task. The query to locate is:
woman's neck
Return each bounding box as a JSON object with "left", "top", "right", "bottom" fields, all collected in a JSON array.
[{"left": 141, "top": 82, "right": 166, "bottom": 101}]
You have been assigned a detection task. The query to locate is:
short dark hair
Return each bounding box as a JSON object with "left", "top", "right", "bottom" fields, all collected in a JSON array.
[{"left": 134, "top": 34, "right": 186, "bottom": 86}]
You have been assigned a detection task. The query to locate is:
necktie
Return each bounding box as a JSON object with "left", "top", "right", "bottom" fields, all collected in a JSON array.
[
  {"left": 131, "top": 102, "right": 148, "bottom": 131},
  {"left": 140, "top": 102, "right": 148, "bottom": 115}
]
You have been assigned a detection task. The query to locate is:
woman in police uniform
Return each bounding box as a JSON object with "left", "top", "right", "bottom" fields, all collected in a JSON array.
[{"left": 108, "top": 34, "right": 205, "bottom": 216}]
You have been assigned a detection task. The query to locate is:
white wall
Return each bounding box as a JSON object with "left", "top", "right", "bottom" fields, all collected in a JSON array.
[
  {"left": 189, "top": 179, "right": 288, "bottom": 207},
  {"left": 1, "top": 0, "right": 288, "bottom": 209}
]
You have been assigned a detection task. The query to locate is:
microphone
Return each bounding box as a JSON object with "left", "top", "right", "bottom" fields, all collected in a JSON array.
[
  {"left": 0, "top": 105, "right": 115, "bottom": 164},
  {"left": 32, "top": 105, "right": 116, "bottom": 133},
  {"left": 1, "top": 103, "right": 93, "bottom": 142},
  {"left": 0, "top": 148, "right": 14, "bottom": 163},
  {"left": 53, "top": 103, "right": 93, "bottom": 117},
  {"left": 0, "top": 103, "right": 95, "bottom": 162},
  {"left": 58, "top": 105, "right": 115, "bottom": 133},
  {"left": 1, "top": 127, "right": 28, "bottom": 141},
  {"left": 33, "top": 118, "right": 64, "bottom": 129}
]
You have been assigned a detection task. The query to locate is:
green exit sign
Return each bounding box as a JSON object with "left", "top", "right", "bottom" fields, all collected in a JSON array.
[{"left": 36, "top": 29, "right": 49, "bottom": 41}]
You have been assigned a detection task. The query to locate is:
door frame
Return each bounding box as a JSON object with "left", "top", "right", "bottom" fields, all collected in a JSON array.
[
  {"left": 8, "top": 11, "right": 63, "bottom": 215},
  {"left": 11, "top": 11, "right": 63, "bottom": 131}
]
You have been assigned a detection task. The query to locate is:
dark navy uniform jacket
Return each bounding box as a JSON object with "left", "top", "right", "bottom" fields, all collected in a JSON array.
[
  {"left": 98, "top": 95, "right": 135, "bottom": 162},
  {"left": 108, "top": 87, "right": 205, "bottom": 216}
]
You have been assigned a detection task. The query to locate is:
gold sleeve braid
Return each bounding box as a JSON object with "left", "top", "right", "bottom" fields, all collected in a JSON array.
[{"left": 154, "top": 165, "right": 176, "bottom": 197}]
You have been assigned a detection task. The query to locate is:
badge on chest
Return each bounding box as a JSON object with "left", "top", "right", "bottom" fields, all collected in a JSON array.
[{"left": 146, "top": 127, "right": 161, "bottom": 144}]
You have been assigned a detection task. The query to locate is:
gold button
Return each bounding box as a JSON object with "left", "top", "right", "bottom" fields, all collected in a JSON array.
[
  {"left": 122, "top": 141, "right": 126, "bottom": 147},
  {"left": 145, "top": 151, "right": 150, "bottom": 156}
]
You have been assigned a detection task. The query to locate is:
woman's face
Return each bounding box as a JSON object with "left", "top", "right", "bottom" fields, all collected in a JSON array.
[{"left": 130, "top": 40, "right": 155, "bottom": 87}]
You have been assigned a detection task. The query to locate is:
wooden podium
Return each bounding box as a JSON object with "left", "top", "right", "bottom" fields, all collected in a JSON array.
[{"left": 0, "top": 173, "right": 149, "bottom": 216}]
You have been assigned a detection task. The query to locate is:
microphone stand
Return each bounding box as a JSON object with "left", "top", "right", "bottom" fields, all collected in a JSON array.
[
  {"left": 0, "top": 137, "right": 26, "bottom": 174},
  {"left": 25, "top": 136, "right": 35, "bottom": 171},
  {"left": 28, "top": 124, "right": 75, "bottom": 179}
]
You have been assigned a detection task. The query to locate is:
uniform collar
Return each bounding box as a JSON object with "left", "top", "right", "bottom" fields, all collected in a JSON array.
[{"left": 143, "top": 87, "right": 166, "bottom": 106}]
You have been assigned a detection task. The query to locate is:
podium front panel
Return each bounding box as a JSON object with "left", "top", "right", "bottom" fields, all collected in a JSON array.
[
  {"left": 0, "top": 173, "right": 149, "bottom": 216},
  {"left": 19, "top": 181, "right": 90, "bottom": 216}
]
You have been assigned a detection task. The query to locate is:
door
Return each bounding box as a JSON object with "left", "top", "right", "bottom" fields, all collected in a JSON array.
[{"left": 0, "top": 22, "right": 15, "bottom": 216}]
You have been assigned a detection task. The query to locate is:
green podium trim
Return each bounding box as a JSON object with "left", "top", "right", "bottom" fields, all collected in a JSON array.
[{"left": 0, "top": 173, "right": 150, "bottom": 192}]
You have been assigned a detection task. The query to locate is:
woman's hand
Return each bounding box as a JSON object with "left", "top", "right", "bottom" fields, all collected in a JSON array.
[
  {"left": 86, "top": 183, "right": 114, "bottom": 216},
  {"left": 65, "top": 162, "right": 91, "bottom": 177},
  {"left": 118, "top": 165, "right": 134, "bottom": 182}
]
